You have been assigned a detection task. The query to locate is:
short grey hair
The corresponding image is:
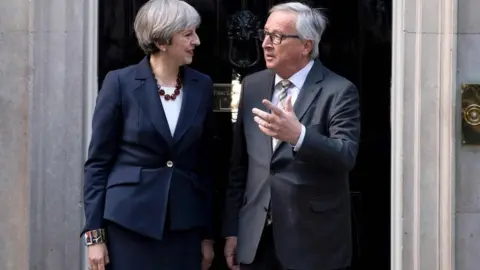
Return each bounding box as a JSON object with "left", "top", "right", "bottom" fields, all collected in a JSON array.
[
  {"left": 134, "top": 0, "right": 201, "bottom": 54},
  {"left": 269, "top": 2, "right": 327, "bottom": 59}
]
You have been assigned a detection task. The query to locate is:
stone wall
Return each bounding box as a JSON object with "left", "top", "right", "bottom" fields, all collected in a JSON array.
[
  {"left": 0, "top": 0, "right": 30, "bottom": 269},
  {"left": 456, "top": 0, "right": 480, "bottom": 269},
  {"left": 0, "top": 0, "right": 89, "bottom": 269}
]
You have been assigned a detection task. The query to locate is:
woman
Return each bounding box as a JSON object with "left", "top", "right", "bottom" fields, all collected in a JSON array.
[{"left": 82, "top": 0, "right": 215, "bottom": 269}]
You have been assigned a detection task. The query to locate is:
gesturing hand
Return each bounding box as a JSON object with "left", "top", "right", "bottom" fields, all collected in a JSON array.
[{"left": 252, "top": 96, "right": 302, "bottom": 145}]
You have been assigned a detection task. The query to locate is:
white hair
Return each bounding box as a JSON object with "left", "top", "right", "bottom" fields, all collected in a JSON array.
[
  {"left": 269, "top": 2, "right": 328, "bottom": 59},
  {"left": 134, "top": 0, "right": 201, "bottom": 54}
]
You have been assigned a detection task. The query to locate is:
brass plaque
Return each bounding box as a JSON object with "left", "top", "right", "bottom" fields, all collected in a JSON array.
[
  {"left": 461, "top": 84, "right": 480, "bottom": 145},
  {"left": 213, "top": 83, "right": 241, "bottom": 112}
]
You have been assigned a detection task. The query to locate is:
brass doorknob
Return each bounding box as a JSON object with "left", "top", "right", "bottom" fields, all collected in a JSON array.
[
  {"left": 464, "top": 104, "right": 480, "bottom": 126},
  {"left": 461, "top": 84, "right": 480, "bottom": 145}
]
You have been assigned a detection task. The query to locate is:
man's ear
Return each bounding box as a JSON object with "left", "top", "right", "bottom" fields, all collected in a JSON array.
[{"left": 302, "top": 40, "right": 313, "bottom": 57}]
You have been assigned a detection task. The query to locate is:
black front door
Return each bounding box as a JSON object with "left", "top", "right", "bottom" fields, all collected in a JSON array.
[{"left": 98, "top": 1, "right": 392, "bottom": 269}]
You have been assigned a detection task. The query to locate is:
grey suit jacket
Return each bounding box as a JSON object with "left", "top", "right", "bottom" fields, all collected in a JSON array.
[{"left": 223, "top": 60, "right": 361, "bottom": 270}]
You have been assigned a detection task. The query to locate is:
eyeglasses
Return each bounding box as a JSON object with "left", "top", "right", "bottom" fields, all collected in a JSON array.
[{"left": 258, "top": 30, "right": 301, "bottom": 45}]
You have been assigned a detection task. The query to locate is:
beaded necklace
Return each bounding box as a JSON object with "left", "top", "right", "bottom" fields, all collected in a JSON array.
[{"left": 157, "top": 74, "right": 182, "bottom": 101}]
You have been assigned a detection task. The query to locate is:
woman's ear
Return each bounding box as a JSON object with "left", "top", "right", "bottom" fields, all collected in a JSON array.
[{"left": 154, "top": 38, "right": 171, "bottom": 52}]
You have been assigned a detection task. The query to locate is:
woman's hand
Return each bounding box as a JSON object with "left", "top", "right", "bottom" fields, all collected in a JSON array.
[
  {"left": 201, "top": 240, "right": 214, "bottom": 270},
  {"left": 87, "top": 243, "right": 110, "bottom": 270}
]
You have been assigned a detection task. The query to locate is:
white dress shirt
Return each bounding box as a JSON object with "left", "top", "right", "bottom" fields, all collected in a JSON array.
[
  {"left": 272, "top": 60, "right": 314, "bottom": 151},
  {"left": 160, "top": 86, "right": 183, "bottom": 136}
]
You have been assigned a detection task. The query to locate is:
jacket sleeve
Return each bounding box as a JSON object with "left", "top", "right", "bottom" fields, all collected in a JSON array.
[
  {"left": 82, "top": 71, "right": 122, "bottom": 235},
  {"left": 296, "top": 83, "right": 361, "bottom": 171}
]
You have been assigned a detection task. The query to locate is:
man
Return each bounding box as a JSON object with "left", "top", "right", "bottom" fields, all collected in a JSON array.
[{"left": 222, "top": 2, "right": 361, "bottom": 270}]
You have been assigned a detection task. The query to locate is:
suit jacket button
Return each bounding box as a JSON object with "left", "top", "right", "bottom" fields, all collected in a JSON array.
[{"left": 166, "top": 161, "right": 173, "bottom": 167}]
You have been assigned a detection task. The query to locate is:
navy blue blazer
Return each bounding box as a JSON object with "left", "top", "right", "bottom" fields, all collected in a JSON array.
[{"left": 83, "top": 56, "right": 215, "bottom": 240}]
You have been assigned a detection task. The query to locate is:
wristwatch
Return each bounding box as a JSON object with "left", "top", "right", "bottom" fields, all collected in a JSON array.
[{"left": 83, "top": 229, "right": 107, "bottom": 246}]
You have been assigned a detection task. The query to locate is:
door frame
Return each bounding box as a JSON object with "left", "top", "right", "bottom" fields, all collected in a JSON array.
[
  {"left": 81, "top": 0, "right": 458, "bottom": 269},
  {"left": 82, "top": 0, "right": 98, "bottom": 267},
  {"left": 390, "top": 0, "right": 457, "bottom": 269}
]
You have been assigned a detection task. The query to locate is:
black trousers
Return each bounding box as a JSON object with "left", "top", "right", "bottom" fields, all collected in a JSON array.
[
  {"left": 240, "top": 225, "right": 347, "bottom": 270},
  {"left": 105, "top": 221, "right": 202, "bottom": 270}
]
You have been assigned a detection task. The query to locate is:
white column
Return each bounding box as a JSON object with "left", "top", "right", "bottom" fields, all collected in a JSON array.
[
  {"left": 82, "top": 0, "right": 99, "bottom": 268},
  {"left": 28, "top": 0, "right": 89, "bottom": 267},
  {"left": 391, "top": 0, "right": 457, "bottom": 269},
  {"left": 0, "top": 0, "right": 30, "bottom": 268},
  {"left": 0, "top": 0, "right": 93, "bottom": 268}
]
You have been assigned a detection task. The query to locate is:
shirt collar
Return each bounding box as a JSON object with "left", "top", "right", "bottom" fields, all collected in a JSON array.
[{"left": 274, "top": 60, "right": 314, "bottom": 90}]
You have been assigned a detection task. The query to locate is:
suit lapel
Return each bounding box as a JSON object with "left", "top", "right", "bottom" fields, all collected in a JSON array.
[
  {"left": 133, "top": 57, "right": 173, "bottom": 146},
  {"left": 173, "top": 67, "right": 201, "bottom": 145},
  {"left": 293, "top": 60, "right": 325, "bottom": 121}
]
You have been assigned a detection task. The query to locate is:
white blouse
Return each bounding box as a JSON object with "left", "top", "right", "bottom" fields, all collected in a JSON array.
[{"left": 159, "top": 86, "right": 183, "bottom": 136}]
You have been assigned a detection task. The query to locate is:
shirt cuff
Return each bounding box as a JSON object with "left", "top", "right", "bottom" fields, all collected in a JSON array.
[{"left": 293, "top": 124, "right": 306, "bottom": 152}]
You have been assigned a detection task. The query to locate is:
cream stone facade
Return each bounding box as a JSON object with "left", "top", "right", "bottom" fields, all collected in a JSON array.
[{"left": 1, "top": 0, "right": 479, "bottom": 269}]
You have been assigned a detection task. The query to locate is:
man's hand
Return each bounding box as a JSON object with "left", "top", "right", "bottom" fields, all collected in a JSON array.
[
  {"left": 224, "top": 237, "right": 239, "bottom": 270},
  {"left": 252, "top": 96, "right": 302, "bottom": 145},
  {"left": 201, "top": 240, "right": 214, "bottom": 270},
  {"left": 87, "top": 243, "right": 109, "bottom": 270}
]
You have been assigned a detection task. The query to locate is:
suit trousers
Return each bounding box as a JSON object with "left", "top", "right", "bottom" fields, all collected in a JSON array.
[
  {"left": 240, "top": 225, "right": 283, "bottom": 270},
  {"left": 240, "top": 225, "right": 347, "bottom": 270}
]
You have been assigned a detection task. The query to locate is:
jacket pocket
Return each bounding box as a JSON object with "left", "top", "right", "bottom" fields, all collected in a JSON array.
[{"left": 106, "top": 166, "right": 141, "bottom": 188}]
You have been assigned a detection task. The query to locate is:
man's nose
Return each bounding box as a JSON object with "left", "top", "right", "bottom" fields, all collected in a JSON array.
[{"left": 262, "top": 37, "right": 270, "bottom": 48}]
